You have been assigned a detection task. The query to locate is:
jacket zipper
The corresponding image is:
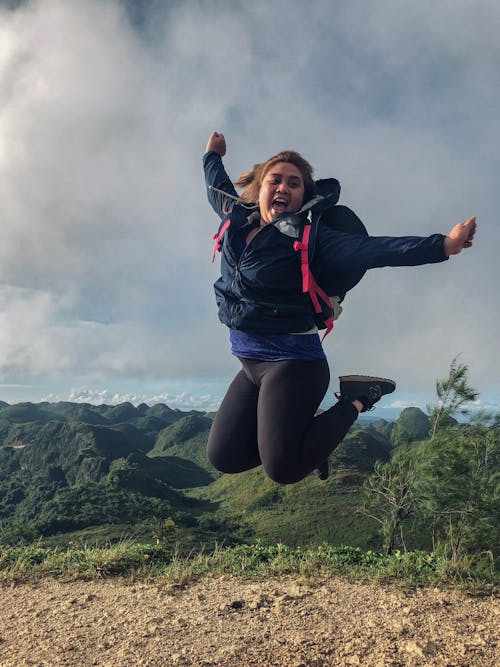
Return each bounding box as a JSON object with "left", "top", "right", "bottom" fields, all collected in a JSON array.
[{"left": 228, "top": 224, "right": 271, "bottom": 327}]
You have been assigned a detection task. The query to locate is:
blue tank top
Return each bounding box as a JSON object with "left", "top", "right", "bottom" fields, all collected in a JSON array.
[{"left": 230, "top": 329, "right": 326, "bottom": 361}]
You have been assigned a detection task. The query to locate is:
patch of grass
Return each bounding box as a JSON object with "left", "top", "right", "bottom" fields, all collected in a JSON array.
[
  {"left": 0, "top": 541, "right": 497, "bottom": 593},
  {"left": 0, "top": 542, "right": 172, "bottom": 580},
  {"left": 36, "top": 523, "right": 151, "bottom": 548},
  {"left": 33, "top": 522, "right": 240, "bottom": 556}
]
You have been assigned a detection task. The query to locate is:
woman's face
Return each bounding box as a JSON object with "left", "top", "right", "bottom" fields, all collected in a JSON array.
[{"left": 258, "top": 162, "right": 305, "bottom": 224}]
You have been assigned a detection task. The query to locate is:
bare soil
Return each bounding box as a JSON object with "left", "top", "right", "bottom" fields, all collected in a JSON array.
[{"left": 0, "top": 576, "right": 498, "bottom": 666}]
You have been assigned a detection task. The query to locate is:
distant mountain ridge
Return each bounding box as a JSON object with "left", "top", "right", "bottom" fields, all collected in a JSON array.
[{"left": 0, "top": 400, "right": 203, "bottom": 426}]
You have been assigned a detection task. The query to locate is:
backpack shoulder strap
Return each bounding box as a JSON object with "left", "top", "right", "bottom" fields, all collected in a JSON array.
[{"left": 293, "top": 212, "right": 334, "bottom": 340}]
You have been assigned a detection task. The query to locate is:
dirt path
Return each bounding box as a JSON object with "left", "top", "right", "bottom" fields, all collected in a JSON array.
[{"left": 0, "top": 576, "right": 498, "bottom": 666}]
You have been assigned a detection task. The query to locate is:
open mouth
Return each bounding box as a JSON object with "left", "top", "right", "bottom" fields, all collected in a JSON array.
[{"left": 271, "top": 197, "right": 288, "bottom": 213}]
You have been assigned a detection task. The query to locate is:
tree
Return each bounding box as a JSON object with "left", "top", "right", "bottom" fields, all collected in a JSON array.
[
  {"left": 362, "top": 360, "right": 499, "bottom": 558},
  {"left": 428, "top": 356, "right": 479, "bottom": 439},
  {"left": 359, "top": 449, "right": 424, "bottom": 554},
  {"left": 418, "top": 419, "right": 500, "bottom": 555}
]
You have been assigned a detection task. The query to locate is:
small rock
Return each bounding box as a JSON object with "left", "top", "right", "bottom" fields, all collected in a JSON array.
[
  {"left": 173, "top": 616, "right": 187, "bottom": 626},
  {"left": 248, "top": 595, "right": 268, "bottom": 610},
  {"left": 404, "top": 640, "right": 425, "bottom": 657},
  {"left": 424, "top": 640, "right": 439, "bottom": 656}
]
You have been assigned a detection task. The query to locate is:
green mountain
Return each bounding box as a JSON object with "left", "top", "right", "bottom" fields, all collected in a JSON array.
[
  {"left": 0, "top": 403, "right": 216, "bottom": 543},
  {"left": 331, "top": 427, "right": 390, "bottom": 471},
  {"left": 0, "top": 399, "right": 400, "bottom": 549},
  {"left": 363, "top": 418, "right": 394, "bottom": 443},
  {"left": 148, "top": 414, "right": 217, "bottom": 476},
  {"left": 390, "top": 407, "right": 433, "bottom": 445}
]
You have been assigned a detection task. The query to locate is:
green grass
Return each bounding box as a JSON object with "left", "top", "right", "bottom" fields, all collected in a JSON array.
[
  {"left": 194, "top": 466, "right": 383, "bottom": 549},
  {"left": 31, "top": 522, "right": 240, "bottom": 556},
  {"left": 0, "top": 541, "right": 497, "bottom": 594}
]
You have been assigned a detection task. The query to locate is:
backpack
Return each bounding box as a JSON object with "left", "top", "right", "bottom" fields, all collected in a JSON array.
[{"left": 293, "top": 181, "right": 368, "bottom": 338}]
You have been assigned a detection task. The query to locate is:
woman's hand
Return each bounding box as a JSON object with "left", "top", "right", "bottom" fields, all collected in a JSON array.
[
  {"left": 205, "top": 131, "right": 226, "bottom": 156},
  {"left": 444, "top": 216, "right": 477, "bottom": 256}
]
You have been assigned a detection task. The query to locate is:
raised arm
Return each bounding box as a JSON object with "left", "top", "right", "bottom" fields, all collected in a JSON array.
[
  {"left": 203, "top": 131, "right": 237, "bottom": 219},
  {"left": 205, "top": 131, "right": 226, "bottom": 157}
]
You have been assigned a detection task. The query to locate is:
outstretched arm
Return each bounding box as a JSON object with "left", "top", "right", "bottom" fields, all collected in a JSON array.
[
  {"left": 444, "top": 216, "right": 477, "bottom": 256},
  {"left": 316, "top": 211, "right": 478, "bottom": 275}
]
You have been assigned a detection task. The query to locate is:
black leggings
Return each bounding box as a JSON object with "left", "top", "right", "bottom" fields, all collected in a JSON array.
[{"left": 207, "top": 358, "right": 359, "bottom": 484}]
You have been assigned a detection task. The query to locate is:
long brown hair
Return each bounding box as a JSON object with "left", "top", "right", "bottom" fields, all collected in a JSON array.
[{"left": 234, "top": 150, "right": 315, "bottom": 206}]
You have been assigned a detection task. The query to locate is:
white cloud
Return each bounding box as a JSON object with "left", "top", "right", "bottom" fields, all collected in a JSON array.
[{"left": 43, "top": 386, "right": 222, "bottom": 413}]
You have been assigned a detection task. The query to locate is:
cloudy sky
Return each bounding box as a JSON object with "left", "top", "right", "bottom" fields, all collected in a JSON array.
[{"left": 0, "top": 0, "right": 498, "bottom": 413}]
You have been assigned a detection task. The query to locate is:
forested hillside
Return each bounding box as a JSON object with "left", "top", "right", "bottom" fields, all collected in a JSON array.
[
  {"left": 0, "top": 368, "right": 498, "bottom": 566},
  {"left": 0, "top": 401, "right": 218, "bottom": 545},
  {"left": 0, "top": 398, "right": 398, "bottom": 547}
]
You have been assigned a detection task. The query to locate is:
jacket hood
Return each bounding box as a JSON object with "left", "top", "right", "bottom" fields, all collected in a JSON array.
[
  {"left": 297, "top": 177, "right": 341, "bottom": 214},
  {"left": 271, "top": 177, "right": 341, "bottom": 239},
  {"left": 314, "top": 178, "right": 341, "bottom": 203}
]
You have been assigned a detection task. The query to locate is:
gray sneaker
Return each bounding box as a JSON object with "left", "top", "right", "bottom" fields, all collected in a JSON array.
[{"left": 339, "top": 375, "right": 396, "bottom": 412}]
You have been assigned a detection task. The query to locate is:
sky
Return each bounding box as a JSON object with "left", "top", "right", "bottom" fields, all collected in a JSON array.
[{"left": 0, "top": 0, "right": 498, "bottom": 414}]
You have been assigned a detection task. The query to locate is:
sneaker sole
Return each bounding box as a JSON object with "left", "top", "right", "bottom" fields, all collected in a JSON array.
[{"left": 339, "top": 375, "right": 396, "bottom": 391}]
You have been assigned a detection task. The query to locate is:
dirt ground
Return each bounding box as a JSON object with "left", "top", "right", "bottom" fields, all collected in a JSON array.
[{"left": 0, "top": 575, "right": 498, "bottom": 667}]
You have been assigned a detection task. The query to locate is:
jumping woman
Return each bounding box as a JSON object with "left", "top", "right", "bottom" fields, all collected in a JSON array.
[{"left": 203, "top": 131, "right": 476, "bottom": 484}]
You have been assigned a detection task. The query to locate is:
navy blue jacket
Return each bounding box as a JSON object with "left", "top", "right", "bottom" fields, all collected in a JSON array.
[{"left": 204, "top": 151, "right": 448, "bottom": 334}]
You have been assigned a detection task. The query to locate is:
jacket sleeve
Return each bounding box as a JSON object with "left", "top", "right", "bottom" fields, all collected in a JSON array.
[
  {"left": 203, "top": 151, "right": 238, "bottom": 220},
  {"left": 315, "top": 226, "right": 449, "bottom": 273}
]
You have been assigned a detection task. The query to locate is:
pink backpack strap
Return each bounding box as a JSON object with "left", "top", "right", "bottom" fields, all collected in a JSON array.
[
  {"left": 294, "top": 223, "right": 334, "bottom": 340},
  {"left": 211, "top": 219, "right": 231, "bottom": 262}
]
